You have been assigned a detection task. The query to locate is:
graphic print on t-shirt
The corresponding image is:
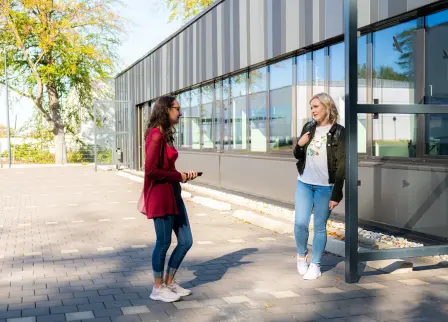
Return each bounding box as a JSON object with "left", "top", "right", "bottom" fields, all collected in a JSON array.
[{"left": 307, "top": 134, "right": 327, "bottom": 157}]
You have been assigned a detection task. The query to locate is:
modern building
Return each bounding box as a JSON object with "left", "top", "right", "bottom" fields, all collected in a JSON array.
[{"left": 115, "top": 0, "right": 448, "bottom": 240}]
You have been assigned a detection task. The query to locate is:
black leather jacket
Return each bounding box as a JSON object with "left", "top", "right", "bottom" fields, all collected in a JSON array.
[{"left": 293, "top": 122, "right": 346, "bottom": 203}]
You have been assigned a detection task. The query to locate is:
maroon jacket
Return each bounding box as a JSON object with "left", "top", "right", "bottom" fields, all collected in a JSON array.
[{"left": 143, "top": 128, "right": 183, "bottom": 219}]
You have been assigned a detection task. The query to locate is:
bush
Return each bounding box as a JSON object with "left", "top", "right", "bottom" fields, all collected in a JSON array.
[{"left": 11, "top": 143, "right": 54, "bottom": 164}]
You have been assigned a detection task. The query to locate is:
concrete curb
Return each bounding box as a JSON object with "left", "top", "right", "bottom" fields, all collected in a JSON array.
[{"left": 233, "top": 210, "right": 293, "bottom": 235}]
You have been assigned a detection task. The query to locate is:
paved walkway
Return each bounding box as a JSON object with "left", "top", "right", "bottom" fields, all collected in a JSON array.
[{"left": 0, "top": 166, "right": 447, "bottom": 322}]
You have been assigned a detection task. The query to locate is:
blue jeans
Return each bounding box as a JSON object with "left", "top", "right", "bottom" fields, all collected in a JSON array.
[
  {"left": 152, "top": 183, "right": 193, "bottom": 278},
  {"left": 294, "top": 180, "right": 333, "bottom": 265}
]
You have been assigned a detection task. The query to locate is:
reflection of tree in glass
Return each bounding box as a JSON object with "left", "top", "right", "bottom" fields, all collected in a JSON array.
[{"left": 371, "top": 27, "right": 416, "bottom": 81}]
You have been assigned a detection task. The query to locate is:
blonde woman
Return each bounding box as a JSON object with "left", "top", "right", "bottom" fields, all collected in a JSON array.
[{"left": 293, "top": 93, "right": 345, "bottom": 280}]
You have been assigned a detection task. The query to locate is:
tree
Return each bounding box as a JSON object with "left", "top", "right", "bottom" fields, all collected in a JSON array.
[
  {"left": 0, "top": 0, "right": 122, "bottom": 163},
  {"left": 164, "top": 0, "right": 214, "bottom": 22},
  {"left": 0, "top": 124, "right": 14, "bottom": 137}
]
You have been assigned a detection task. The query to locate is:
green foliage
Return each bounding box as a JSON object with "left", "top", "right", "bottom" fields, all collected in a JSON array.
[{"left": 164, "top": 0, "right": 214, "bottom": 22}]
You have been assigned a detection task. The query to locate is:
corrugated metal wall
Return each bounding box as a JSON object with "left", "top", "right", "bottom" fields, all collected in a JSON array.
[{"left": 115, "top": 0, "right": 440, "bottom": 105}]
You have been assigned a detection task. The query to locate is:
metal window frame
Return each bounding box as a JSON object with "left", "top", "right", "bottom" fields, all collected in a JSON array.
[{"left": 344, "top": 0, "right": 448, "bottom": 284}]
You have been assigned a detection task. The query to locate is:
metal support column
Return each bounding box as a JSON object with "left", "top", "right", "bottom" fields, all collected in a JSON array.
[{"left": 344, "top": 0, "right": 359, "bottom": 283}]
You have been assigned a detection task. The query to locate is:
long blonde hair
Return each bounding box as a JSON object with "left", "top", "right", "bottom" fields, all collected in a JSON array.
[{"left": 310, "top": 93, "right": 339, "bottom": 124}]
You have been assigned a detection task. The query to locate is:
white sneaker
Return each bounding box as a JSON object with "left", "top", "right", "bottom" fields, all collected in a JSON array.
[
  {"left": 297, "top": 255, "right": 309, "bottom": 275},
  {"left": 150, "top": 285, "right": 180, "bottom": 302},
  {"left": 167, "top": 282, "right": 192, "bottom": 297},
  {"left": 303, "top": 263, "right": 322, "bottom": 280}
]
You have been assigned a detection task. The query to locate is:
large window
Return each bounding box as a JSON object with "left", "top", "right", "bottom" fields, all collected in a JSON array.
[
  {"left": 214, "top": 81, "right": 222, "bottom": 151},
  {"left": 190, "top": 88, "right": 201, "bottom": 149},
  {"left": 270, "top": 58, "right": 293, "bottom": 151},
  {"left": 179, "top": 91, "right": 191, "bottom": 148},
  {"left": 296, "top": 53, "right": 311, "bottom": 137},
  {"left": 223, "top": 78, "right": 231, "bottom": 150},
  {"left": 201, "top": 84, "right": 214, "bottom": 149},
  {"left": 358, "top": 35, "right": 368, "bottom": 154},
  {"left": 313, "top": 49, "right": 325, "bottom": 94},
  {"left": 372, "top": 19, "right": 417, "bottom": 157},
  {"left": 172, "top": 9, "right": 447, "bottom": 161},
  {"left": 249, "top": 67, "right": 267, "bottom": 152},
  {"left": 425, "top": 10, "right": 448, "bottom": 156},
  {"left": 231, "top": 73, "right": 248, "bottom": 150},
  {"left": 373, "top": 20, "right": 417, "bottom": 104},
  {"left": 329, "top": 42, "right": 345, "bottom": 125}
]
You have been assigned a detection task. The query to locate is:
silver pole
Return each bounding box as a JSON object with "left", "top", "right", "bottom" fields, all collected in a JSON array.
[{"left": 4, "top": 49, "right": 11, "bottom": 168}]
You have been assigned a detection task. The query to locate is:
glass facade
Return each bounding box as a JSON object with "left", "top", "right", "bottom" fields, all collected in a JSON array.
[
  {"left": 166, "top": 9, "right": 448, "bottom": 161},
  {"left": 201, "top": 84, "right": 214, "bottom": 149},
  {"left": 249, "top": 67, "right": 267, "bottom": 152},
  {"left": 270, "top": 58, "right": 293, "bottom": 151}
]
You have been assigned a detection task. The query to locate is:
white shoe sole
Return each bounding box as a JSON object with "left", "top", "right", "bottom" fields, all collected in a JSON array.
[
  {"left": 303, "top": 273, "right": 321, "bottom": 280},
  {"left": 150, "top": 294, "right": 180, "bottom": 302},
  {"left": 298, "top": 267, "right": 308, "bottom": 275}
]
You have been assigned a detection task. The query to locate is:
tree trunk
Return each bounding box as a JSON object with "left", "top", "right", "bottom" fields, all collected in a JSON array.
[{"left": 48, "top": 83, "right": 67, "bottom": 164}]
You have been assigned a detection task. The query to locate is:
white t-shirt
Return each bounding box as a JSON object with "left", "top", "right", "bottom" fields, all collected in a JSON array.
[{"left": 298, "top": 124, "right": 333, "bottom": 186}]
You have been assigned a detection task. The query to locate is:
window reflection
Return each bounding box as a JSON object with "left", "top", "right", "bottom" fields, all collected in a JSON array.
[
  {"left": 296, "top": 54, "right": 310, "bottom": 137},
  {"left": 373, "top": 20, "right": 417, "bottom": 104},
  {"left": 179, "top": 91, "right": 191, "bottom": 148},
  {"left": 214, "top": 81, "right": 222, "bottom": 150},
  {"left": 201, "top": 84, "right": 214, "bottom": 149},
  {"left": 231, "top": 74, "right": 247, "bottom": 150},
  {"left": 270, "top": 58, "right": 292, "bottom": 151},
  {"left": 249, "top": 67, "right": 267, "bottom": 152},
  {"left": 223, "top": 78, "right": 231, "bottom": 150},
  {"left": 425, "top": 10, "right": 448, "bottom": 156},
  {"left": 373, "top": 114, "right": 416, "bottom": 157},
  {"left": 313, "top": 49, "right": 325, "bottom": 94},
  {"left": 190, "top": 88, "right": 201, "bottom": 149}
]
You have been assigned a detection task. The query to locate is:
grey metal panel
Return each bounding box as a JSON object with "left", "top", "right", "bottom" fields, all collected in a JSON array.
[
  {"left": 249, "top": 0, "right": 265, "bottom": 65},
  {"left": 266, "top": 0, "right": 273, "bottom": 59},
  {"left": 173, "top": 36, "right": 179, "bottom": 92},
  {"left": 407, "top": 0, "right": 430, "bottom": 11},
  {"left": 358, "top": 0, "right": 371, "bottom": 27},
  {"left": 192, "top": 23, "right": 197, "bottom": 85},
  {"left": 303, "top": 0, "right": 314, "bottom": 46},
  {"left": 312, "top": 0, "right": 326, "bottom": 44},
  {"left": 179, "top": 31, "right": 185, "bottom": 89},
  {"left": 378, "top": 0, "right": 389, "bottom": 20},
  {"left": 216, "top": 4, "right": 223, "bottom": 76},
  {"left": 222, "top": 0, "right": 231, "bottom": 74},
  {"left": 285, "top": 0, "right": 300, "bottom": 53},
  {"left": 389, "top": 0, "right": 408, "bottom": 17},
  {"left": 205, "top": 11, "right": 214, "bottom": 80},
  {"left": 230, "top": 0, "right": 240, "bottom": 72},
  {"left": 325, "top": 0, "right": 344, "bottom": 39},
  {"left": 239, "top": 0, "right": 248, "bottom": 69},
  {"left": 201, "top": 15, "right": 207, "bottom": 82},
  {"left": 369, "top": 0, "right": 379, "bottom": 26},
  {"left": 211, "top": 8, "right": 218, "bottom": 78}
]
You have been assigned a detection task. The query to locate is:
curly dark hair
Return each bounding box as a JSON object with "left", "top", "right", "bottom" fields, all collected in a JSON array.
[{"left": 144, "top": 95, "right": 177, "bottom": 143}]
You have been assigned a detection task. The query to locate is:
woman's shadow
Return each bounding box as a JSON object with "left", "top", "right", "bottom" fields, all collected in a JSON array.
[{"left": 186, "top": 248, "right": 258, "bottom": 287}]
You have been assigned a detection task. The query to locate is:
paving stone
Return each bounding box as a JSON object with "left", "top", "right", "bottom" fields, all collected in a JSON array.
[
  {"left": 7, "top": 318, "right": 36, "bottom": 322},
  {"left": 21, "top": 308, "right": 49, "bottom": 317},
  {"left": 36, "top": 314, "right": 66, "bottom": 322},
  {"left": 173, "top": 300, "right": 203, "bottom": 310},
  {"left": 270, "top": 291, "right": 299, "bottom": 299},
  {"left": 112, "top": 315, "right": 141, "bottom": 322},
  {"left": 222, "top": 296, "right": 250, "bottom": 304},
  {"left": 398, "top": 279, "right": 429, "bottom": 286},
  {"left": 65, "top": 310, "right": 95, "bottom": 321},
  {"left": 120, "top": 306, "right": 150, "bottom": 315}
]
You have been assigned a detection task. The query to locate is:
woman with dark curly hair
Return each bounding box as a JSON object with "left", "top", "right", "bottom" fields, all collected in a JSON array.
[{"left": 142, "top": 95, "right": 198, "bottom": 302}]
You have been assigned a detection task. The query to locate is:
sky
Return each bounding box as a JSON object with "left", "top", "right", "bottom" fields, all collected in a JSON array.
[{"left": 0, "top": 0, "right": 182, "bottom": 131}]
